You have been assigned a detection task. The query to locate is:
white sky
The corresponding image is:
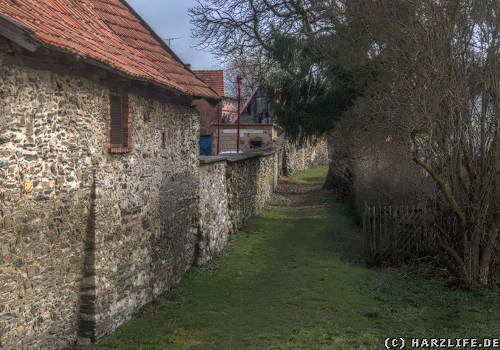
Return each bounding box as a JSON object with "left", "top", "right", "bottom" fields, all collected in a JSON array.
[{"left": 127, "top": 0, "right": 222, "bottom": 70}]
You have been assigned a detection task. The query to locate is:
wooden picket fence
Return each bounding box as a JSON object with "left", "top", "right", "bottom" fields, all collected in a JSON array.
[{"left": 362, "top": 202, "right": 438, "bottom": 264}]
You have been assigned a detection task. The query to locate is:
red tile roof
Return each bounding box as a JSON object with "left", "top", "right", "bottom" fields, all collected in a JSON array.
[
  {"left": 0, "top": 0, "right": 219, "bottom": 100},
  {"left": 193, "top": 70, "right": 225, "bottom": 97}
]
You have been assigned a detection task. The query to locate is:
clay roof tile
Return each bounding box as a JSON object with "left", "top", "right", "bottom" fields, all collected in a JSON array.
[
  {"left": 193, "top": 70, "right": 225, "bottom": 97},
  {"left": 0, "top": 0, "right": 219, "bottom": 100}
]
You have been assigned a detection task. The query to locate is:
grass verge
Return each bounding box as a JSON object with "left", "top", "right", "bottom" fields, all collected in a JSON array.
[{"left": 96, "top": 164, "right": 499, "bottom": 350}]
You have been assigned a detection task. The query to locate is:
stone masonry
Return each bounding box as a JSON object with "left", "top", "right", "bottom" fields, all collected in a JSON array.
[
  {"left": 197, "top": 160, "right": 230, "bottom": 266},
  {"left": 0, "top": 57, "right": 101, "bottom": 349},
  {"left": 196, "top": 140, "right": 327, "bottom": 265},
  {"left": 283, "top": 138, "right": 328, "bottom": 176},
  {"left": 0, "top": 52, "right": 327, "bottom": 349},
  {"left": 91, "top": 94, "right": 200, "bottom": 342},
  {"left": 0, "top": 55, "right": 200, "bottom": 349}
]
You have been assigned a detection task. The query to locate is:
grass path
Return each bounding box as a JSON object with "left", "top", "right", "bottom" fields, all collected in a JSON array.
[{"left": 96, "top": 165, "right": 500, "bottom": 349}]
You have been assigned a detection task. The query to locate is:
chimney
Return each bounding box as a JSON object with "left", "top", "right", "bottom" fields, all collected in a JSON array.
[{"left": 185, "top": 64, "right": 191, "bottom": 70}]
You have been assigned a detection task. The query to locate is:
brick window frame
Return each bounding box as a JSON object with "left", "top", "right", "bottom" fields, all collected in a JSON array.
[
  {"left": 107, "top": 93, "right": 132, "bottom": 153},
  {"left": 161, "top": 131, "right": 166, "bottom": 149}
]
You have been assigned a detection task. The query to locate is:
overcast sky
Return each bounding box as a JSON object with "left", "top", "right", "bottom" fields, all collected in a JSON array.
[{"left": 127, "top": 0, "right": 221, "bottom": 70}]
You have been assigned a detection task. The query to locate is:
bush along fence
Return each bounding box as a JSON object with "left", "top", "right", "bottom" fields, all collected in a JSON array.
[{"left": 362, "top": 202, "right": 438, "bottom": 265}]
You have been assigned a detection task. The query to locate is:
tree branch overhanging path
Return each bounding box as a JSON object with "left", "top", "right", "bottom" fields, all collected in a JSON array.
[{"left": 190, "top": 0, "right": 500, "bottom": 289}]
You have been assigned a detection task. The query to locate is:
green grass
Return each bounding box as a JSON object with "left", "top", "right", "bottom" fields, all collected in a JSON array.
[
  {"left": 291, "top": 164, "right": 329, "bottom": 184},
  {"left": 96, "top": 165, "right": 500, "bottom": 350}
]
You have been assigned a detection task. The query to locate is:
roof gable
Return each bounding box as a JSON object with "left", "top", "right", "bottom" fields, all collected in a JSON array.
[
  {"left": 0, "top": 0, "right": 219, "bottom": 100},
  {"left": 241, "top": 86, "right": 260, "bottom": 113},
  {"left": 193, "top": 70, "right": 225, "bottom": 97}
]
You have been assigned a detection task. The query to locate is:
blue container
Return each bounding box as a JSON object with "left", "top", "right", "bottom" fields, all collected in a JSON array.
[{"left": 199, "top": 136, "right": 212, "bottom": 156}]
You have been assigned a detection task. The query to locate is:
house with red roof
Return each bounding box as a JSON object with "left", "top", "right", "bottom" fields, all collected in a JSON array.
[
  {"left": 192, "top": 69, "right": 238, "bottom": 126},
  {"left": 0, "top": 0, "right": 219, "bottom": 348},
  {"left": 192, "top": 70, "right": 225, "bottom": 137},
  {"left": 192, "top": 69, "right": 239, "bottom": 155},
  {"left": 240, "top": 86, "right": 277, "bottom": 124}
]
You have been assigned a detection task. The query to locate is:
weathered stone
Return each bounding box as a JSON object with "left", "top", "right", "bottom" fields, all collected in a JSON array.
[
  {"left": 142, "top": 218, "right": 150, "bottom": 230},
  {"left": 23, "top": 154, "right": 38, "bottom": 161},
  {"left": 0, "top": 313, "right": 19, "bottom": 321},
  {"left": 0, "top": 55, "right": 195, "bottom": 349},
  {"left": 13, "top": 258, "right": 24, "bottom": 268},
  {"left": 0, "top": 51, "right": 327, "bottom": 350},
  {"left": 196, "top": 139, "right": 327, "bottom": 265}
]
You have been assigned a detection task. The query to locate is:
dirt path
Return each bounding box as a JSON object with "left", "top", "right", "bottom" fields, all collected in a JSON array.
[{"left": 96, "top": 165, "right": 499, "bottom": 350}]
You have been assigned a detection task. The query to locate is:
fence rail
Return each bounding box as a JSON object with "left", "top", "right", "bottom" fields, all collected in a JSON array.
[{"left": 362, "top": 202, "right": 438, "bottom": 264}]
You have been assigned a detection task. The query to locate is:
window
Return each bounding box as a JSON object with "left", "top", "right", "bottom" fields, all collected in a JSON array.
[
  {"left": 250, "top": 137, "right": 263, "bottom": 148},
  {"left": 108, "top": 93, "right": 131, "bottom": 153}
]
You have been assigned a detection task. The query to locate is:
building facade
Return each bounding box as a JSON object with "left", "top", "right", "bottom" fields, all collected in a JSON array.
[
  {"left": 0, "top": 0, "right": 218, "bottom": 348},
  {"left": 239, "top": 86, "right": 276, "bottom": 124},
  {"left": 192, "top": 70, "right": 225, "bottom": 136},
  {"left": 212, "top": 123, "right": 277, "bottom": 154}
]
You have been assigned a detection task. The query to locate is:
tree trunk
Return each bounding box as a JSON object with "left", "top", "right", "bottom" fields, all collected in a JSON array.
[
  {"left": 323, "top": 130, "right": 355, "bottom": 206},
  {"left": 479, "top": 228, "right": 500, "bottom": 287},
  {"left": 449, "top": 226, "right": 499, "bottom": 288}
]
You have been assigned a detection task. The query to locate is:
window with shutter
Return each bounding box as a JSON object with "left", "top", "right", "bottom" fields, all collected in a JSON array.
[{"left": 108, "top": 93, "right": 131, "bottom": 153}]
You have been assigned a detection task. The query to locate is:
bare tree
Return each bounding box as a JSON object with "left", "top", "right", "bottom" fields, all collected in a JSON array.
[
  {"left": 223, "top": 50, "right": 274, "bottom": 99},
  {"left": 191, "top": 0, "right": 500, "bottom": 287},
  {"left": 191, "top": 1, "right": 362, "bottom": 194},
  {"left": 353, "top": 0, "right": 500, "bottom": 287},
  {"left": 190, "top": 0, "right": 343, "bottom": 56}
]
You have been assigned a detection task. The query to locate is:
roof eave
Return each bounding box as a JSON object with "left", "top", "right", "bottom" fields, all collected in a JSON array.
[
  {"left": 118, "top": 0, "right": 221, "bottom": 99},
  {"left": 0, "top": 13, "right": 41, "bottom": 52},
  {"left": 240, "top": 86, "right": 259, "bottom": 112},
  {"left": 193, "top": 94, "right": 221, "bottom": 104},
  {"left": 0, "top": 3, "right": 220, "bottom": 101}
]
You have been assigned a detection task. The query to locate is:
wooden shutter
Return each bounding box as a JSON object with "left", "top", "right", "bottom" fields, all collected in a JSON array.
[
  {"left": 110, "top": 94, "right": 123, "bottom": 147},
  {"left": 121, "top": 95, "right": 129, "bottom": 147}
]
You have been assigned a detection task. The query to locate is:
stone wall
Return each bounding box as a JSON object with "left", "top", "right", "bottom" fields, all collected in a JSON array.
[
  {"left": 197, "top": 150, "right": 280, "bottom": 265},
  {"left": 197, "top": 141, "right": 323, "bottom": 265},
  {"left": 91, "top": 95, "right": 200, "bottom": 342},
  {"left": 226, "top": 149, "right": 282, "bottom": 225},
  {"left": 0, "top": 56, "right": 200, "bottom": 349},
  {"left": 0, "top": 58, "right": 100, "bottom": 349},
  {"left": 197, "top": 159, "right": 230, "bottom": 266},
  {"left": 283, "top": 138, "right": 328, "bottom": 176},
  {"left": 0, "top": 52, "right": 327, "bottom": 349}
]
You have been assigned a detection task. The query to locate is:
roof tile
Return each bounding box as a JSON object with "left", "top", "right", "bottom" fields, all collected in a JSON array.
[
  {"left": 0, "top": 0, "right": 218, "bottom": 100},
  {"left": 193, "top": 70, "right": 225, "bottom": 97}
]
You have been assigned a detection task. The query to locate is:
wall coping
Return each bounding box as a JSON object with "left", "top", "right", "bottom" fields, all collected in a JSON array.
[
  {"left": 211, "top": 123, "right": 275, "bottom": 127},
  {"left": 199, "top": 155, "right": 228, "bottom": 165},
  {"left": 199, "top": 143, "right": 284, "bottom": 166}
]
